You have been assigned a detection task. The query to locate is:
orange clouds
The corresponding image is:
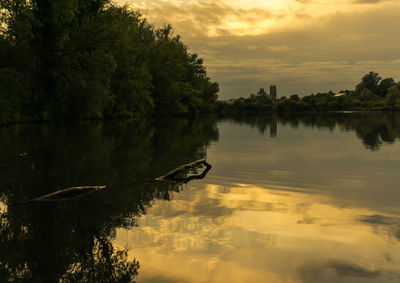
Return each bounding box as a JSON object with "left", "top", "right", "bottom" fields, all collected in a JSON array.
[{"left": 117, "top": 0, "right": 400, "bottom": 98}]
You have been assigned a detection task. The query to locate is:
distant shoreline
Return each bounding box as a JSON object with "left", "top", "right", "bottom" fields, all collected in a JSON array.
[
  {"left": 219, "top": 72, "right": 400, "bottom": 113},
  {"left": 2, "top": 109, "right": 400, "bottom": 128}
]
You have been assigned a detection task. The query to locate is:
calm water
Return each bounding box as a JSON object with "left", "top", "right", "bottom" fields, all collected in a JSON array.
[{"left": 1, "top": 113, "right": 400, "bottom": 282}]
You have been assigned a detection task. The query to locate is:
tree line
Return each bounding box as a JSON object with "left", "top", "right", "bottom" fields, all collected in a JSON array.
[
  {"left": 0, "top": 0, "right": 219, "bottom": 123},
  {"left": 219, "top": 71, "right": 400, "bottom": 112}
]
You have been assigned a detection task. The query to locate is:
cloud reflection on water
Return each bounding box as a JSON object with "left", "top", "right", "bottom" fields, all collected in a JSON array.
[
  {"left": 115, "top": 183, "right": 400, "bottom": 283},
  {"left": 113, "top": 115, "right": 400, "bottom": 283}
]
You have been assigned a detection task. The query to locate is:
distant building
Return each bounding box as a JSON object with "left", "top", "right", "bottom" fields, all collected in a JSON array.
[
  {"left": 257, "top": 88, "right": 267, "bottom": 96},
  {"left": 254, "top": 84, "right": 277, "bottom": 100},
  {"left": 270, "top": 85, "right": 277, "bottom": 100}
]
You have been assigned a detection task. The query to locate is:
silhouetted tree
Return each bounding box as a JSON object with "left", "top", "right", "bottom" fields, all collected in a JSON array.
[
  {"left": 0, "top": 1, "right": 219, "bottom": 122},
  {"left": 378, "top": 78, "right": 396, "bottom": 97},
  {"left": 385, "top": 85, "right": 400, "bottom": 110},
  {"left": 355, "top": 71, "right": 381, "bottom": 95}
]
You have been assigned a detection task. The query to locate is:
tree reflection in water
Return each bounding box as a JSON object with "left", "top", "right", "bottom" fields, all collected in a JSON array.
[
  {"left": 60, "top": 236, "right": 139, "bottom": 282},
  {"left": 1, "top": 113, "right": 400, "bottom": 281},
  {"left": 0, "top": 117, "right": 218, "bottom": 282},
  {"left": 0, "top": 201, "right": 139, "bottom": 282},
  {"left": 224, "top": 112, "right": 400, "bottom": 150}
]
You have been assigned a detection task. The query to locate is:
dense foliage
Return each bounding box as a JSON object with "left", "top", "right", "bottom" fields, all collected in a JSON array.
[
  {"left": 219, "top": 71, "right": 400, "bottom": 113},
  {"left": 0, "top": 0, "right": 219, "bottom": 123}
]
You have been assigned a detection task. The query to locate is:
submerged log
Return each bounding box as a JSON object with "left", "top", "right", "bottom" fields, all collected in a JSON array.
[
  {"left": 8, "top": 186, "right": 107, "bottom": 206},
  {"left": 171, "top": 162, "right": 212, "bottom": 183},
  {"left": 156, "top": 158, "right": 212, "bottom": 182}
]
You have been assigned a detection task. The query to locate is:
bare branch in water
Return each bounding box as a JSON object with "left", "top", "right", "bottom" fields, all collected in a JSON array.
[
  {"left": 8, "top": 186, "right": 107, "bottom": 206},
  {"left": 156, "top": 159, "right": 212, "bottom": 183}
]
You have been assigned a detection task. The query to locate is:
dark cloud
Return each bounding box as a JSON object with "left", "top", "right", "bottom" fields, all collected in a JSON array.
[
  {"left": 297, "top": 216, "right": 315, "bottom": 224},
  {"left": 195, "top": 5, "right": 400, "bottom": 99},
  {"left": 356, "top": 0, "right": 390, "bottom": 3},
  {"left": 358, "top": 214, "right": 400, "bottom": 241},
  {"left": 358, "top": 214, "right": 395, "bottom": 225},
  {"left": 131, "top": 0, "right": 400, "bottom": 99},
  {"left": 297, "top": 260, "right": 383, "bottom": 283}
]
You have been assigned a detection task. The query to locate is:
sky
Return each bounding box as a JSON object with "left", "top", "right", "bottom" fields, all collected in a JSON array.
[{"left": 118, "top": 0, "right": 400, "bottom": 99}]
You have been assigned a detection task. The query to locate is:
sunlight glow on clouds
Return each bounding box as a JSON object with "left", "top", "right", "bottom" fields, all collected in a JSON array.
[
  {"left": 119, "top": 0, "right": 400, "bottom": 98},
  {"left": 125, "top": 0, "right": 392, "bottom": 36}
]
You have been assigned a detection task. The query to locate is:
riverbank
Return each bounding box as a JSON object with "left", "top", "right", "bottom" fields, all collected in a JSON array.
[{"left": 217, "top": 91, "right": 400, "bottom": 114}]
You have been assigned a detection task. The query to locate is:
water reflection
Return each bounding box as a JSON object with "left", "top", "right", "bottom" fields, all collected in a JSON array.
[
  {"left": 115, "top": 184, "right": 400, "bottom": 283},
  {"left": 297, "top": 260, "right": 383, "bottom": 283},
  {"left": 0, "top": 113, "right": 400, "bottom": 282},
  {"left": 224, "top": 112, "right": 400, "bottom": 150},
  {"left": 0, "top": 117, "right": 218, "bottom": 282}
]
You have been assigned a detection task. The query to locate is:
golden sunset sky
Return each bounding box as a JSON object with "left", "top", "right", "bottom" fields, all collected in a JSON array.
[{"left": 119, "top": 0, "right": 400, "bottom": 99}]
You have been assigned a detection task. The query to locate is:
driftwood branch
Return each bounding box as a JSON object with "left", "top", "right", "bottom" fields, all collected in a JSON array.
[
  {"left": 156, "top": 158, "right": 212, "bottom": 182},
  {"left": 8, "top": 186, "right": 107, "bottom": 206},
  {"left": 171, "top": 162, "right": 212, "bottom": 183}
]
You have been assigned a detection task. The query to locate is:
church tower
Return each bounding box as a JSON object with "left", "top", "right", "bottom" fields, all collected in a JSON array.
[{"left": 270, "top": 85, "right": 277, "bottom": 100}]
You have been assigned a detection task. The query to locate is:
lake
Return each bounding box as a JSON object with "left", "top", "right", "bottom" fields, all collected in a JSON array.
[{"left": 1, "top": 113, "right": 400, "bottom": 282}]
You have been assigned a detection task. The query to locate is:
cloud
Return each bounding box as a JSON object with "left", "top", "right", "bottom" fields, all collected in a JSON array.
[
  {"left": 358, "top": 214, "right": 395, "bottom": 225},
  {"left": 199, "top": 4, "right": 400, "bottom": 98},
  {"left": 355, "top": 0, "right": 391, "bottom": 3},
  {"left": 297, "top": 260, "right": 383, "bottom": 283},
  {"left": 131, "top": 0, "right": 279, "bottom": 37},
  {"left": 122, "top": 0, "right": 400, "bottom": 98},
  {"left": 358, "top": 214, "right": 400, "bottom": 241}
]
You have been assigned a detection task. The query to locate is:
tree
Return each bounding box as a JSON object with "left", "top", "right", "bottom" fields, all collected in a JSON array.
[
  {"left": 377, "top": 77, "right": 396, "bottom": 97},
  {"left": 0, "top": 1, "right": 219, "bottom": 122},
  {"left": 384, "top": 85, "right": 400, "bottom": 110},
  {"left": 359, "top": 88, "right": 378, "bottom": 101},
  {"left": 0, "top": 68, "right": 26, "bottom": 121},
  {"left": 355, "top": 71, "right": 381, "bottom": 95},
  {"left": 150, "top": 25, "right": 218, "bottom": 114}
]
